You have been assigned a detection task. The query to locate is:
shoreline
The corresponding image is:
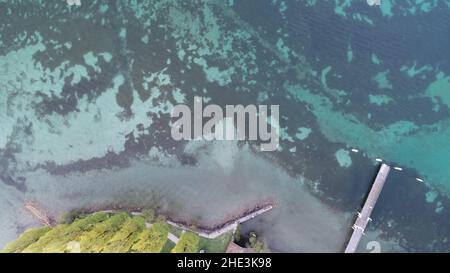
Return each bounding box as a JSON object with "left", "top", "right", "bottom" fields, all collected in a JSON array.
[
  {"left": 5, "top": 152, "right": 402, "bottom": 252},
  {"left": 166, "top": 203, "right": 275, "bottom": 239},
  {"left": 37, "top": 200, "right": 277, "bottom": 239}
]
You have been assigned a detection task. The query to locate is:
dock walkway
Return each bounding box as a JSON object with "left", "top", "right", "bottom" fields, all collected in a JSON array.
[{"left": 345, "top": 164, "right": 391, "bottom": 253}]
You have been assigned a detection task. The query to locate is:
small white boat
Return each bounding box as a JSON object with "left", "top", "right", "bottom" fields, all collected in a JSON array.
[
  {"left": 375, "top": 158, "right": 383, "bottom": 162},
  {"left": 394, "top": 167, "right": 403, "bottom": 171},
  {"left": 351, "top": 148, "right": 359, "bottom": 153},
  {"left": 416, "top": 178, "right": 424, "bottom": 183}
]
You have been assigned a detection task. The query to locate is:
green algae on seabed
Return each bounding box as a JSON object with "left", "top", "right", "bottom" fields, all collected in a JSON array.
[
  {"left": 172, "top": 88, "right": 185, "bottom": 104},
  {"left": 334, "top": 0, "right": 352, "bottom": 17},
  {"left": 83, "top": 51, "right": 101, "bottom": 72},
  {"left": 417, "top": 0, "right": 439, "bottom": 12},
  {"left": 141, "top": 34, "right": 149, "bottom": 44},
  {"left": 286, "top": 84, "right": 450, "bottom": 193},
  {"left": 279, "top": 1, "right": 288, "bottom": 15},
  {"left": 99, "top": 3, "right": 109, "bottom": 13},
  {"left": 100, "top": 52, "right": 113, "bottom": 63},
  {"left": 371, "top": 54, "right": 382, "bottom": 65},
  {"left": 352, "top": 13, "right": 374, "bottom": 26},
  {"left": 119, "top": 28, "right": 127, "bottom": 40},
  {"left": 306, "top": 0, "right": 318, "bottom": 7},
  {"left": 426, "top": 190, "right": 439, "bottom": 203},
  {"left": 335, "top": 149, "right": 352, "bottom": 168},
  {"left": 193, "top": 57, "right": 235, "bottom": 87},
  {"left": 321, "top": 66, "right": 332, "bottom": 88},
  {"left": 295, "top": 127, "right": 312, "bottom": 141},
  {"left": 424, "top": 72, "right": 450, "bottom": 111},
  {"left": 373, "top": 70, "right": 393, "bottom": 89},
  {"left": 332, "top": 0, "right": 374, "bottom": 25},
  {"left": 0, "top": 37, "right": 172, "bottom": 167},
  {"left": 401, "top": 62, "right": 432, "bottom": 78},
  {"left": 380, "top": 0, "right": 394, "bottom": 17},
  {"left": 435, "top": 202, "right": 444, "bottom": 213},
  {"left": 347, "top": 43, "right": 353, "bottom": 63},
  {"left": 69, "top": 65, "right": 90, "bottom": 86},
  {"left": 369, "top": 94, "right": 393, "bottom": 106},
  {"left": 378, "top": 0, "right": 443, "bottom": 17},
  {"left": 276, "top": 38, "right": 291, "bottom": 62}
]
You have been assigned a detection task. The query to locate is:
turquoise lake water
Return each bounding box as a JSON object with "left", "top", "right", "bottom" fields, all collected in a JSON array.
[{"left": 0, "top": 0, "right": 449, "bottom": 252}]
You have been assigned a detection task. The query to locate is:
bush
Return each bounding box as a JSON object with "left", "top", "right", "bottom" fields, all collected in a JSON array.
[
  {"left": 131, "top": 221, "right": 169, "bottom": 253},
  {"left": 58, "top": 209, "right": 89, "bottom": 225},
  {"left": 233, "top": 224, "right": 242, "bottom": 242},
  {"left": 102, "top": 216, "right": 145, "bottom": 253},
  {"left": 247, "top": 232, "right": 268, "bottom": 253},
  {"left": 156, "top": 214, "right": 166, "bottom": 222},
  {"left": 2, "top": 227, "right": 50, "bottom": 253},
  {"left": 171, "top": 232, "right": 200, "bottom": 253},
  {"left": 142, "top": 209, "right": 156, "bottom": 223},
  {"left": 21, "top": 224, "right": 70, "bottom": 253},
  {"left": 5, "top": 211, "right": 205, "bottom": 253},
  {"left": 79, "top": 212, "right": 129, "bottom": 252},
  {"left": 40, "top": 212, "right": 108, "bottom": 253}
]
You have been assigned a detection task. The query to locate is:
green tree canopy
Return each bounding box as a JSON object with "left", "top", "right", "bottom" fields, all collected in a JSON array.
[
  {"left": 131, "top": 221, "right": 169, "bottom": 253},
  {"left": 2, "top": 227, "right": 50, "bottom": 253},
  {"left": 102, "top": 216, "right": 145, "bottom": 253},
  {"left": 40, "top": 212, "right": 108, "bottom": 253},
  {"left": 171, "top": 231, "right": 200, "bottom": 253},
  {"left": 79, "top": 212, "right": 129, "bottom": 252}
]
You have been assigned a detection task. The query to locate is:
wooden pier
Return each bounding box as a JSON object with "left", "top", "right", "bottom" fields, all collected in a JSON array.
[
  {"left": 24, "top": 202, "right": 53, "bottom": 227},
  {"left": 344, "top": 164, "right": 391, "bottom": 253}
]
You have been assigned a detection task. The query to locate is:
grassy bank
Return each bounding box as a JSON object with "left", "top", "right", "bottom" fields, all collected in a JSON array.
[{"left": 2, "top": 210, "right": 233, "bottom": 253}]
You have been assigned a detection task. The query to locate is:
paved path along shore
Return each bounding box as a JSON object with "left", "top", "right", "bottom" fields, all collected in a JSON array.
[
  {"left": 168, "top": 204, "right": 274, "bottom": 239},
  {"left": 96, "top": 204, "right": 274, "bottom": 240}
]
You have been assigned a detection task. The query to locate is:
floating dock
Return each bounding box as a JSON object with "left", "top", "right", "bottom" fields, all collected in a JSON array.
[{"left": 344, "top": 164, "right": 391, "bottom": 253}]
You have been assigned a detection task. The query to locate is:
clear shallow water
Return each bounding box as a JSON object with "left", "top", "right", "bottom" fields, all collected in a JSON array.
[
  {"left": 0, "top": 0, "right": 449, "bottom": 252},
  {"left": 0, "top": 142, "right": 359, "bottom": 252}
]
